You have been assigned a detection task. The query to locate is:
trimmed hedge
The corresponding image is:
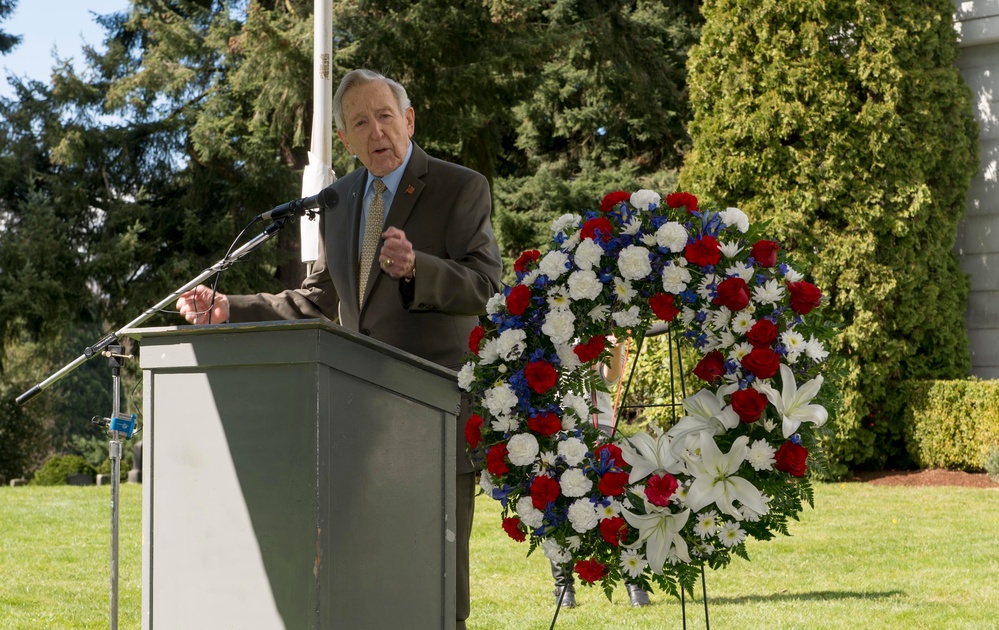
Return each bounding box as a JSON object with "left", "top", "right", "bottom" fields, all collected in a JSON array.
[
  {"left": 31, "top": 454, "right": 95, "bottom": 486},
  {"left": 902, "top": 379, "right": 999, "bottom": 472}
]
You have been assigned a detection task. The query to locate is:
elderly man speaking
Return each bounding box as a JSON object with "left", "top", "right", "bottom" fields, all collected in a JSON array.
[{"left": 177, "top": 68, "right": 502, "bottom": 630}]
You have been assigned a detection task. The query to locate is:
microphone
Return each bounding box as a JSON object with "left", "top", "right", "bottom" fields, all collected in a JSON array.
[{"left": 256, "top": 185, "right": 339, "bottom": 222}]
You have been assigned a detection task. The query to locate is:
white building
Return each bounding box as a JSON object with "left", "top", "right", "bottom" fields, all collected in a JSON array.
[{"left": 954, "top": 1, "right": 999, "bottom": 378}]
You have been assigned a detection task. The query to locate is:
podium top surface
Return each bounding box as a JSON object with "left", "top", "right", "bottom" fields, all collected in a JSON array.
[{"left": 121, "top": 318, "right": 457, "bottom": 381}]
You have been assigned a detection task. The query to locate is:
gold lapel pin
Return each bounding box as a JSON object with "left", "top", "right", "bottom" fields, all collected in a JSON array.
[{"left": 405, "top": 185, "right": 415, "bottom": 195}]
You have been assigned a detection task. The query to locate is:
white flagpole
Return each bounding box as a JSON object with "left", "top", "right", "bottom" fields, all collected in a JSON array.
[{"left": 301, "top": 0, "right": 335, "bottom": 268}]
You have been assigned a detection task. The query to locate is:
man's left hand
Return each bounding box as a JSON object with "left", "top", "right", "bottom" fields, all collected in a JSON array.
[{"left": 378, "top": 226, "right": 416, "bottom": 280}]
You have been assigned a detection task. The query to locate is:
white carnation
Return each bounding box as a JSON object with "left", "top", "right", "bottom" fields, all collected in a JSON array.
[
  {"left": 484, "top": 382, "right": 518, "bottom": 418},
  {"left": 719, "top": 207, "right": 749, "bottom": 233},
  {"left": 539, "top": 250, "right": 570, "bottom": 279},
  {"left": 566, "top": 498, "right": 600, "bottom": 533},
  {"left": 567, "top": 269, "right": 603, "bottom": 301},
  {"left": 574, "top": 238, "right": 603, "bottom": 270},
  {"left": 618, "top": 245, "right": 653, "bottom": 281},
  {"left": 551, "top": 213, "right": 581, "bottom": 235},
  {"left": 457, "top": 362, "right": 476, "bottom": 391},
  {"left": 554, "top": 342, "right": 582, "bottom": 372},
  {"left": 561, "top": 392, "right": 590, "bottom": 427},
  {"left": 655, "top": 222, "right": 689, "bottom": 252},
  {"left": 496, "top": 328, "right": 527, "bottom": 361},
  {"left": 662, "top": 264, "right": 692, "bottom": 294},
  {"left": 560, "top": 467, "right": 593, "bottom": 498},
  {"left": 479, "top": 472, "right": 496, "bottom": 497},
  {"left": 507, "top": 433, "right": 540, "bottom": 466},
  {"left": 521, "top": 269, "right": 541, "bottom": 286},
  {"left": 541, "top": 308, "right": 576, "bottom": 345},
  {"left": 478, "top": 337, "right": 500, "bottom": 365},
  {"left": 557, "top": 437, "right": 588, "bottom": 467},
  {"left": 518, "top": 496, "right": 546, "bottom": 530},
  {"left": 613, "top": 305, "right": 642, "bottom": 327},
  {"left": 542, "top": 537, "right": 572, "bottom": 564},
  {"left": 630, "top": 189, "right": 661, "bottom": 210},
  {"left": 486, "top": 292, "right": 506, "bottom": 315}
]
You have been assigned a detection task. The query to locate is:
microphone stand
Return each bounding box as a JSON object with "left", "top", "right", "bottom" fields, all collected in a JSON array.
[{"left": 15, "top": 214, "right": 298, "bottom": 630}]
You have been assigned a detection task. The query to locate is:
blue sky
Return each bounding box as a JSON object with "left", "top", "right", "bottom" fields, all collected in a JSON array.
[{"left": 1, "top": 1, "right": 130, "bottom": 98}]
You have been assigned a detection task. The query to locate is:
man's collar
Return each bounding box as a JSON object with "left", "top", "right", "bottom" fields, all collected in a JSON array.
[{"left": 365, "top": 140, "right": 414, "bottom": 196}]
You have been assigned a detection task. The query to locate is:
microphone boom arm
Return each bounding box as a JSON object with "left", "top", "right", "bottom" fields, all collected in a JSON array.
[{"left": 15, "top": 219, "right": 290, "bottom": 406}]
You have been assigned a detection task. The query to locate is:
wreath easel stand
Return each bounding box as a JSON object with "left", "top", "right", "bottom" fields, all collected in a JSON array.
[{"left": 615, "top": 322, "right": 711, "bottom": 630}]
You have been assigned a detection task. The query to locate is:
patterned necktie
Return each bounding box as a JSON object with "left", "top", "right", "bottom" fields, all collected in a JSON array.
[{"left": 358, "top": 179, "right": 386, "bottom": 305}]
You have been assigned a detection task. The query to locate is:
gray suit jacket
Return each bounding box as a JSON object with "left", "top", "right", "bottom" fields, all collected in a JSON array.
[{"left": 228, "top": 143, "right": 503, "bottom": 472}]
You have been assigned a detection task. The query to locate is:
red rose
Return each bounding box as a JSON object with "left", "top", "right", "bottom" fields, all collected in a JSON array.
[
  {"left": 468, "top": 326, "right": 485, "bottom": 354},
  {"left": 573, "top": 335, "right": 606, "bottom": 363},
  {"left": 787, "top": 281, "right": 823, "bottom": 315},
  {"left": 650, "top": 293, "right": 680, "bottom": 322},
  {"left": 530, "top": 474, "right": 561, "bottom": 510},
  {"left": 645, "top": 473, "right": 678, "bottom": 507},
  {"left": 730, "top": 388, "right": 768, "bottom": 423},
  {"left": 599, "top": 516, "right": 628, "bottom": 546},
  {"left": 598, "top": 470, "right": 630, "bottom": 497},
  {"left": 713, "top": 277, "right": 750, "bottom": 311},
  {"left": 741, "top": 346, "right": 780, "bottom": 379},
  {"left": 575, "top": 559, "right": 607, "bottom": 584},
  {"left": 746, "top": 319, "right": 778, "bottom": 348},
  {"left": 684, "top": 235, "right": 721, "bottom": 267},
  {"left": 485, "top": 443, "right": 509, "bottom": 477},
  {"left": 693, "top": 350, "right": 727, "bottom": 383},
  {"left": 528, "top": 411, "right": 562, "bottom": 436},
  {"left": 666, "top": 191, "right": 699, "bottom": 213},
  {"left": 580, "top": 216, "right": 614, "bottom": 242},
  {"left": 524, "top": 360, "right": 558, "bottom": 394},
  {"left": 774, "top": 440, "right": 809, "bottom": 477},
  {"left": 751, "top": 240, "right": 780, "bottom": 268},
  {"left": 502, "top": 516, "right": 527, "bottom": 542},
  {"left": 595, "top": 443, "right": 626, "bottom": 469},
  {"left": 464, "top": 414, "right": 484, "bottom": 448},
  {"left": 600, "top": 191, "right": 631, "bottom": 212},
  {"left": 506, "top": 284, "right": 532, "bottom": 316},
  {"left": 513, "top": 249, "right": 541, "bottom": 273}
]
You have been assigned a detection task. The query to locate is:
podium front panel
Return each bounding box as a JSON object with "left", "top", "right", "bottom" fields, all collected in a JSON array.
[{"left": 128, "top": 322, "right": 458, "bottom": 630}]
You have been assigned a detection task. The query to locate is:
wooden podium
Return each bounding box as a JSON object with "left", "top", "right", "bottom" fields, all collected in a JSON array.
[{"left": 123, "top": 320, "right": 458, "bottom": 629}]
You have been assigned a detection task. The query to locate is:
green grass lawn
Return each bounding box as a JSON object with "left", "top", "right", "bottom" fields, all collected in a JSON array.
[{"left": 1, "top": 482, "right": 997, "bottom": 629}]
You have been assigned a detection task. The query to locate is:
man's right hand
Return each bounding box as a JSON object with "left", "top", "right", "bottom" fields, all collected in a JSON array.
[{"left": 176, "top": 285, "right": 230, "bottom": 325}]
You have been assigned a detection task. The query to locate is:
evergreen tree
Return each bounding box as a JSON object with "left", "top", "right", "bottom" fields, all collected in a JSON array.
[
  {"left": 0, "top": 0, "right": 20, "bottom": 55},
  {"left": 680, "top": 0, "right": 978, "bottom": 473}
]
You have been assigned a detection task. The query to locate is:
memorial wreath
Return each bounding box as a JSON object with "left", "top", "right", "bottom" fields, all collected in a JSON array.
[{"left": 459, "top": 189, "right": 834, "bottom": 599}]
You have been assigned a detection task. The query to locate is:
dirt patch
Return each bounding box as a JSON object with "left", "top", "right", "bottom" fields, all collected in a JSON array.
[{"left": 849, "top": 469, "right": 999, "bottom": 489}]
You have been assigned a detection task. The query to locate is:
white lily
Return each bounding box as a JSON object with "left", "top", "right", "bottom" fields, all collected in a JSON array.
[
  {"left": 757, "top": 364, "right": 828, "bottom": 438},
  {"left": 620, "top": 432, "right": 685, "bottom": 484},
  {"left": 685, "top": 433, "right": 769, "bottom": 520},
  {"left": 622, "top": 502, "right": 691, "bottom": 574},
  {"left": 663, "top": 388, "right": 739, "bottom": 459}
]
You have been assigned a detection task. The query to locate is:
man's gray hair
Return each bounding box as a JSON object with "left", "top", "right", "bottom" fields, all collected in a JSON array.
[{"left": 333, "top": 69, "right": 412, "bottom": 131}]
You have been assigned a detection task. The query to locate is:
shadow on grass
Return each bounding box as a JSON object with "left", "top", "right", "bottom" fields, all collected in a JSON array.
[{"left": 703, "top": 589, "right": 905, "bottom": 605}]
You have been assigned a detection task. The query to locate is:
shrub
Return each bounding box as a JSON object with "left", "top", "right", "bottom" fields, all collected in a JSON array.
[
  {"left": 985, "top": 445, "right": 999, "bottom": 484},
  {"left": 31, "top": 454, "right": 95, "bottom": 486},
  {"left": 902, "top": 379, "right": 999, "bottom": 471}
]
